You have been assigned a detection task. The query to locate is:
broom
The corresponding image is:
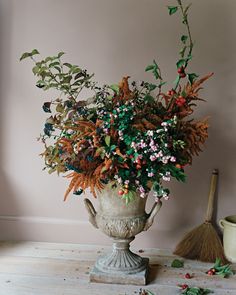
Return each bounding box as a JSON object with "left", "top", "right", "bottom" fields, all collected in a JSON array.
[{"left": 174, "top": 169, "right": 227, "bottom": 263}]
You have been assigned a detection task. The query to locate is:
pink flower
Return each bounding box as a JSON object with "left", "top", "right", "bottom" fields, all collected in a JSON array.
[
  {"left": 140, "top": 193, "right": 146, "bottom": 198},
  {"left": 150, "top": 155, "right": 156, "bottom": 161},
  {"left": 148, "top": 172, "right": 154, "bottom": 177}
]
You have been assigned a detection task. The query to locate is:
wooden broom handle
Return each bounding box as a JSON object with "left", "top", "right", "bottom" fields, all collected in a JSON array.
[{"left": 205, "top": 169, "right": 218, "bottom": 222}]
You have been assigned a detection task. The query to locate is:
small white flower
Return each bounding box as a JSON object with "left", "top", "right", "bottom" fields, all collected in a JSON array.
[
  {"left": 147, "top": 130, "right": 154, "bottom": 136},
  {"left": 161, "top": 122, "right": 167, "bottom": 127},
  {"left": 170, "top": 156, "right": 176, "bottom": 162},
  {"left": 162, "top": 175, "right": 171, "bottom": 181}
]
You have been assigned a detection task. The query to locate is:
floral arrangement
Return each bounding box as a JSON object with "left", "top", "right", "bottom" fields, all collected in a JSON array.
[{"left": 20, "top": 0, "right": 212, "bottom": 204}]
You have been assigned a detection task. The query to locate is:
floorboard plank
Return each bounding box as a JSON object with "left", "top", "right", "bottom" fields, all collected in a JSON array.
[{"left": 0, "top": 242, "right": 235, "bottom": 295}]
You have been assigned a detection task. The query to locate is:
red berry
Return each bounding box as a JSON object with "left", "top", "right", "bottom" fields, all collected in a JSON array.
[
  {"left": 176, "top": 96, "right": 186, "bottom": 107},
  {"left": 167, "top": 89, "right": 176, "bottom": 96},
  {"left": 207, "top": 270, "right": 214, "bottom": 276},
  {"left": 177, "top": 66, "right": 184, "bottom": 74},
  {"left": 180, "top": 72, "right": 186, "bottom": 78},
  {"left": 118, "top": 190, "right": 124, "bottom": 196},
  {"left": 136, "top": 164, "right": 142, "bottom": 170},
  {"left": 181, "top": 284, "right": 188, "bottom": 290},
  {"left": 185, "top": 273, "right": 192, "bottom": 279},
  {"left": 136, "top": 158, "right": 141, "bottom": 164}
]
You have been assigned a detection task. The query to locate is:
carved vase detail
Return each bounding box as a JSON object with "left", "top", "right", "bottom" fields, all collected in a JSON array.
[{"left": 84, "top": 185, "right": 162, "bottom": 275}]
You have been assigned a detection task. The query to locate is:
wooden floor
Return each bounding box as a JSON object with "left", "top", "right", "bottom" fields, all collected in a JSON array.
[{"left": 0, "top": 242, "right": 235, "bottom": 295}]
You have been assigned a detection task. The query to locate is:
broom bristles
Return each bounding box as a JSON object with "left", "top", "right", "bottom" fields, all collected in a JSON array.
[{"left": 174, "top": 221, "right": 228, "bottom": 264}]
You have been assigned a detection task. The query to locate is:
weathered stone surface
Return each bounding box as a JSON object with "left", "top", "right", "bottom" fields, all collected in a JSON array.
[{"left": 90, "top": 258, "right": 149, "bottom": 285}]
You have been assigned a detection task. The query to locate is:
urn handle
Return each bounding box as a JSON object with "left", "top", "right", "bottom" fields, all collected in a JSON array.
[
  {"left": 84, "top": 198, "right": 98, "bottom": 228},
  {"left": 143, "top": 200, "right": 162, "bottom": 231},
  {"left": 219, "top": 219, "right": 225, "bottom": 229}
]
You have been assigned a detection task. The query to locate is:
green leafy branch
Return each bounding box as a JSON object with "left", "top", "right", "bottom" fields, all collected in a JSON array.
[
  {"left": 168, "top": 0, "right": 198, "bottom": 89},
  {"left": 145, "top": 60, "right": 166, "bottom": 97},
  {"left": 20, "top": 49, "right": 95, "bottom": 100},
  {"left": 146, "top": 0, "right": 198, "bottom": 98}
]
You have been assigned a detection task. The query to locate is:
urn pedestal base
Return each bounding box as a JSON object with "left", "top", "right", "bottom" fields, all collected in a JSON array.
[
  {"left": 89, "top": 237, "right": 149, "bottom": 285},
  {"left": 90, "top": 258, "right": 149, "bottom": 285}
]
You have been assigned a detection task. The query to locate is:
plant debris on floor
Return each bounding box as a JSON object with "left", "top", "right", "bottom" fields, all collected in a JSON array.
[{"left": 206, "top": 258, "right": 234, "bottom": 278}]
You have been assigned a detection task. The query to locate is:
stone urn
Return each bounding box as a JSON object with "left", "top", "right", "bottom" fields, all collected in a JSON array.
[{"left": 84, "top": 184, "right": 162, "bottom": 285}]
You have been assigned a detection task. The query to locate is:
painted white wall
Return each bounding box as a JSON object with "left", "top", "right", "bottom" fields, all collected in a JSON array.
[{"left": 0, "top": 0, "right": 236, "bottom": 249}]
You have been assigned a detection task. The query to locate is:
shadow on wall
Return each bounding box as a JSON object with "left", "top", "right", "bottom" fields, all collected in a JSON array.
[{"left": 0, "top": 0, "right": 24, "bottom": 239}]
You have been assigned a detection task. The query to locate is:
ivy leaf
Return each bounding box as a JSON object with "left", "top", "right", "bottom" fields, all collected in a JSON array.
[
  {"left": 181, "top": 35, "right": 188, "bottom": 44},
  {"left": 63, "top": 63, "right": 72, "bottom": 68},
  {"left": 20, "top": 52, "right": 31, "bottom": 61},
  {"left": 152, "top": 60, "right": 160, "bottom": 79},
  {"left": 42, "top": 102, "right": 52, "bottom": 113},
  {"left": 32, "top": 65, "right": 40, "bottom": 75},
  {"left": 58, "top": 51, "right": 65, "bottom": 58},
  {"left": 148, "top": 83, "right": 157, "bottom": 91},
  {"left": 181, "top": 287, "right": 213, "bottom": 295},
  {"left": 179, "top": 46, "right": 187, "bottom": 58},
  {"left": 171, "top": 259, "right": 184, "bottom": 268},
  {"left": 36, "top": 80, "right": 46, "bottom": 88},
  {"left": 168, "top": 6, "right": 178, "bottom": 15},
  {"left": 188, "top": 73, "right": 199, "bottom": 85},
  {"left": 159, "top": 81, "right": 167, "bottom": 87},
  {"left": 49, "top": 61, "right": 60, "bottom": 68},
  {"left": 31, "top": 49, "right": 40, "bottom": 56},
  {"left": 176, "top": 59, "right": 186, "bottom": 69},
  {"left": 145, "top": 65, "right": 155, "bottom": 72},
  {"left": 105, "top": 135, "right": 111, "bottom": 146}
]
